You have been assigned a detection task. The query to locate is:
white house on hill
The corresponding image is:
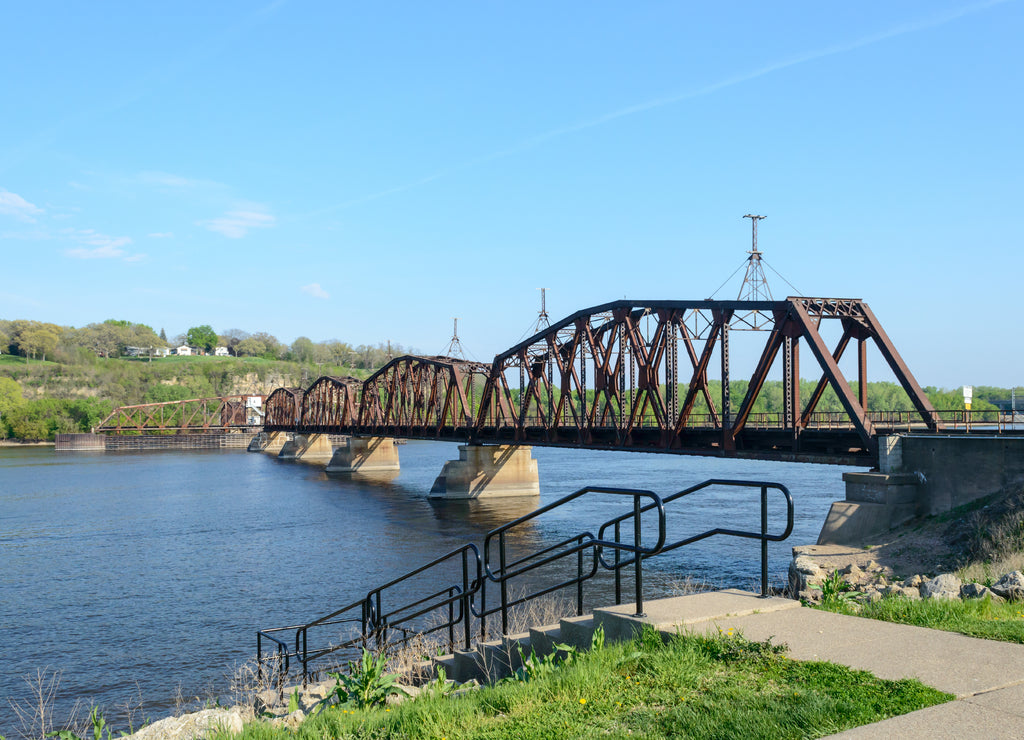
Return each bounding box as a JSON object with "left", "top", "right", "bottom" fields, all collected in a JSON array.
[
  {"left": 175, "top": 345, "right": 193, "bottom": 356},
  {"left": 214, "top": 346, "right": 230, "bottom": 356}
]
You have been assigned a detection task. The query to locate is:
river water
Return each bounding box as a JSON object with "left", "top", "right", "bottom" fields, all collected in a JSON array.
[{"left": 0, "top": 443, "right": 859, "bottom": 730}]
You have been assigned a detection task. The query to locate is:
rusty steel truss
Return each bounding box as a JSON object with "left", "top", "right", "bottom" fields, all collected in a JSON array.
[
  {"left": 94, "top": 395, "right": 265, "bottom": 433},
  {"left": 96, "top": 298, "right": 955, "bottom": 465},
  {"left": 472, "top": 297, "right": 938, "bottom": 463},
  {"left": 264, "top": 387, "right": 305, "bottom": 428},
  {"left": 298, "top": 376, "right": 362, "bottom": 432}
]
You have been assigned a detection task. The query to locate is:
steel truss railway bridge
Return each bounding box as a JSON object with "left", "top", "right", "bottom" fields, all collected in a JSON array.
[{"left": 94, "top": 296, "right": 1019, "bottom": 467}]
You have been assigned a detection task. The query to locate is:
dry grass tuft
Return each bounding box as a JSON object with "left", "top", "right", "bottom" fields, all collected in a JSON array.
[{"left": 7, "top": 668, "right": 83, "bottom": 740}]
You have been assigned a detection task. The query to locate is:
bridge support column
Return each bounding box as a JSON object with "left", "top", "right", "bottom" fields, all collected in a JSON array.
[
  {"left": 325, "top": 436, "right": 400, "bottom": 473},
  {"left": 278, "top": 433, "right": 335, "bottom": 463},
  {"left": 249, "top": 431, "right": 288, "bottom": 454},
  {"left": 430, "top": 445, "right": 540, "bottom": 499}
]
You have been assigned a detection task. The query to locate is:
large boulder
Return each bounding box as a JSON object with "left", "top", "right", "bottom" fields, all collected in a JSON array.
[
  {"left": 126, "top": 708, "right": 248, "bottom": 740},
  {"left": 789, "top": 555, "right": 824, "bottom": 594},
  {"left": 991, "top": 571, "right": 1024, "bottom": 601},
  {"left": 960, "top": 582, "right": 1003, "bottom": 601},
  {"left": 882, "top": 584, "right": 921, "bottom": 600},
  {"left": 920, "top": 573, "right": 962, "bottom": 600}
]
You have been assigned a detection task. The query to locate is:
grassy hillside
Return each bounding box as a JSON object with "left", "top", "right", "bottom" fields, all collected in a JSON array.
[{"left": 0, "top": 355, "right": 366, "bottom": 441}]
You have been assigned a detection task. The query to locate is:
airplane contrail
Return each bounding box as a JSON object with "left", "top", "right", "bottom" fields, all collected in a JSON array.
[{"left": 310, "top": 0, "right": 1011, "bottom": 216}]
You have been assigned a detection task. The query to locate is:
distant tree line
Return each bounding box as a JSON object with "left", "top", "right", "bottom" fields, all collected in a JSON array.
[{"left": 0, "top": 318, "right": 407, "bottom": 369}]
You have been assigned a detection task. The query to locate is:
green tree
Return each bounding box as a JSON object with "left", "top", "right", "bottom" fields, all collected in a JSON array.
[
  {"left": 291, "top": 336, "right": 316, "bottom": 363},
  {"left": 0, "top": 377, "right": 26, "bottom": 438},
  {"left": 159, "top": 327, "right": 167, "bottom": 342},
  {"left": 235, "top": 337, "right": 267, "bottom": 357},
  {"left": 144, "top": 384, "right": 199, "bottom": 403},
  {"left": 16, "top": 327, "right": 60, "bottom": 361},
  {"left": 186, "top": 325, "right": 218, "bottom": 352}
]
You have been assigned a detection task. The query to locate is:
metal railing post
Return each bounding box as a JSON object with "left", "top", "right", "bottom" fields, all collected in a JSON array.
[
  {"left": 577, "top": 535, "right": 584, "bottom": 615},
  {"left": 760, "top": 484, "right": 769, "bottom": 597},
  {"left": 463, "top": 550, "right": 472, "bottom": 651},
  {"left": 499, "top": 531, "right": 508, "bottom": 635},
  {"left": 633, "top": 494, "right": 645, "bottom": 617},
  {"left": 448, "top": 586, "right": 455, "bottom": 650},
  {"left": 614, "top": 521, "right": 622, "bottom": 605}
]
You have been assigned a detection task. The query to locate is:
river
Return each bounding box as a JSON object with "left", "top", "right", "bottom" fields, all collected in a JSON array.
[{"left": 0, "top": 442, "right": 858, "bottom": 731}]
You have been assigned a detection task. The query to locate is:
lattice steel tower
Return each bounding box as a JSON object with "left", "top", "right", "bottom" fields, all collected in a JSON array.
[
  {"left": 445, "top": 318, "right": 466, "bottom": 359},
  {"left": 739, "top": 214, "right": 772, "bottom": 301}
]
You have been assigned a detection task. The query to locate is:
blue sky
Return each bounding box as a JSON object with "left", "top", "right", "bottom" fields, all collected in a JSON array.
[{"left": 1, "top": 1, "right": 1020, "bottom": 387}]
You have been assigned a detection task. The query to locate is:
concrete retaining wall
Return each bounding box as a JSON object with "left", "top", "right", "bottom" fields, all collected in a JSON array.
[
  {"left": 56, "top": 432, "right": 257, "bottom": 451},
  {"left": 898, "top": 435, "right": 1024, "bottom": 516},
  {"left": 818, "top": 434, "right": 1024, "bottom": 545}
]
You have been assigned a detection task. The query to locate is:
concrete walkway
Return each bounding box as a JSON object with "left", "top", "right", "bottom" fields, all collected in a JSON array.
[{"left": 593, "top": 590, "right": 1024, "bottom": 739}]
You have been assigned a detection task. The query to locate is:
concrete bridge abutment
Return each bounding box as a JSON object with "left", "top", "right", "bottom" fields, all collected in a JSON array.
[
  {"left": 818, "top": 435, "right": 1024, "bottom": 545},
  {"left": 277, "top": 433, "right": 336, "bottom": 463},
  {"left": 249, "top": 431, "right": 288, "bottom": 455},
  {"left": 430, "top": 444, "right": 540, "bottom": 499},
  {"left": 325, "top": 436, "right": 400, "bottom": 473}
]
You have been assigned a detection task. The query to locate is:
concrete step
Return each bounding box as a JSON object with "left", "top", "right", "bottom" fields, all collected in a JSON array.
[
  {"left": 429, "top": 654, "right": 457, "bottom": 683},
  {"left": 409, "top": 659, "right": 439, "bottom": 686},
  {"left": 480, "top": 632, "right": 531, "bottom": 682},
  {"left": 558, "top": 614, "right": 596, "bottom": 650},
  {"left": 594, "top": 589, "right": 800, "bottom": 643},
  {"left": 528, "top": 623, "right": 562, "bottom": 657},
  {"left": 451, "top": 649, "right": 486, "bottom": 684},
  {"left": 434, "top": 591, "right": 797, "bottom": 686}
]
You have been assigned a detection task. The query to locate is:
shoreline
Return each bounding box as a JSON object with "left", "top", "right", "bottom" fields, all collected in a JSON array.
[{"left": 0, "top": 440, "right": 54, "bottom": 447}]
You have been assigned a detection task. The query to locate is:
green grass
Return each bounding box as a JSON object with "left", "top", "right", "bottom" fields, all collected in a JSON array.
[
  {"left": 819, "top": 595, "right": 1024, "bottom": 644},
  {"left": 212, "top": 629, "right": 949, "bottom": 740},
  {"left": 0, "top": 354, "right": 54, "bottom": 367}
]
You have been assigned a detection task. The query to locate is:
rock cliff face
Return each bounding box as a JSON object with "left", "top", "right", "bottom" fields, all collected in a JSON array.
[{"left": 3, "top": 361, "right": 332, "bottom": 404}]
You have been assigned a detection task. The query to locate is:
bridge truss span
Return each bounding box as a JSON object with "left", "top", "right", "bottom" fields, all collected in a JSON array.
[
  {"left": 359, "top": 355, "right": 493, "bottom": 438},
  {"left": 94, "top": 394, "right": 265, "bottom": 433},
  {"left": 473, "top": 298, "right": 940, "bottom": 462},
  {"left": 95, "top": 296, "right": 957, "bottom": 465},
  {"left": 299, "top": 376, "right": 362, "bottom": 432},
  {"left": 264, "top": 387, "right": 305, "bottom": 429}
]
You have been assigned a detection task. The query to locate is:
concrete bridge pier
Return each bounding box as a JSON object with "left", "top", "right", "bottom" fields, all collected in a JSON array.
[
  {"left": 325, "top": 436, "right": 400, "bottom": 473},
  {"left": 430, "top": 444, "right": 540, "bottom": 499},
  {"left": 248, "top": 431, "right": 288, "bottom": 454},
  {"left": 277, "top": 433, "right": 336, "bottom": 463}
]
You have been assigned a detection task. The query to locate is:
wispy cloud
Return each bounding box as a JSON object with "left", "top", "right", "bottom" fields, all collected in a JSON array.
[
  {"left": 201, "top": 208, "right": 275, "bottom": 238},
  {"left": 311, "top": 0, "right": 1010, "bottom": 214},
  {"left": 299, "top": 282, "right": 327, "bottom": 298},
  {"left": 0, "top": 188, "right": 43, "bottom": 222},
  {"left": 63, "top": 228, "right": 135, "bottom": 259},
  {"left": 0, "top": 290, "right": 44, "bottom": 308},
  {"left": 300, "top": 282, "right": 329, "bottom": 299},
  {"left": 138, "top": 171, "right": 226, "bottom": 190}
]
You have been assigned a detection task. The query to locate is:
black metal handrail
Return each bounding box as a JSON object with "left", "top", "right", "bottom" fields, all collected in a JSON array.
[
  {"left": 597, "top": 479, "right": 793, "bottom": 599},
  {"left": 479, "top": 487, "right": 666, "bottom": 633},
  {"left": 257, "top": 479, "right": 792, "bottom": 685}
]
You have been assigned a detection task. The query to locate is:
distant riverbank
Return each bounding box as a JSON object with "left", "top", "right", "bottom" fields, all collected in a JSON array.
[{"left": 0, "top": 439, "right": 53, "bottom": 447}]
